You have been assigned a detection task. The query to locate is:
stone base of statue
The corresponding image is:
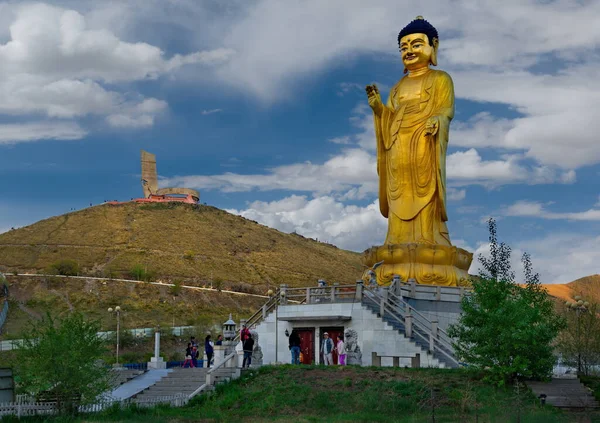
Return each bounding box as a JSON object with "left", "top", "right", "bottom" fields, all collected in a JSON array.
[{"left": 363, "top": 243, "right": 473, "bottom": 286}]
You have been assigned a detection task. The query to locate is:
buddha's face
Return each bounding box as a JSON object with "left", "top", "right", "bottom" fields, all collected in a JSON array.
[{"left": 399, "top": 33, "right": 434, "bottom": 71}]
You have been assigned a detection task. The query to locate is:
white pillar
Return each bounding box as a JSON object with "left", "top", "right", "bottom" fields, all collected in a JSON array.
[
  {"left": 154, "top": 331, "right": 160, "bottom": 358},
  {"left": 147, "top": 331, "right": 166, "bottom": 369}
]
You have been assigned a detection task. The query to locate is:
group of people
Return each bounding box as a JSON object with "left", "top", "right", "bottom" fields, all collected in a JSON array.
[
  {"left": 288, "top": 330, "right": 346, "bottom": 365},
  {"left": 183, "top": 324, "right": 255, "bottom": 369},
  {"left": 182, "top": 334, "right": 223, "bottom": 368}
]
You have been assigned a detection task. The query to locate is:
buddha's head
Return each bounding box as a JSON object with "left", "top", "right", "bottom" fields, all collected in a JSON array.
[{"left": 398, "top": 16, "right": 439, "bottom": 73}]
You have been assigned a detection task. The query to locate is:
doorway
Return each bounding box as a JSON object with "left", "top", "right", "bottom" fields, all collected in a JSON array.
[
  {"left": 295, "top": 328, "right": 315, "bottom": 364},
  {"left": 320, "top": 327, "right": 344, "bottom": 365}
]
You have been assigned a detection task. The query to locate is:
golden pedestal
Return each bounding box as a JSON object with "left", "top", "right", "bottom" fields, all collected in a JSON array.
[{"left": 362, "top": 243, "right": 473, "bottom": 287}]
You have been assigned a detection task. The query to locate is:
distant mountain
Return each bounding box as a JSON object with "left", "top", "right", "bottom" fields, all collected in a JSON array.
[
  {"left": 543, "top": 275, "right": 600, "bottom": 303},
  {"left": 0, "top": 202, "right": 364, "bottom": 289}
]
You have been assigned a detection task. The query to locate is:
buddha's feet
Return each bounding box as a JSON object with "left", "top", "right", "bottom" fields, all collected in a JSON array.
[{"left": 362, "top": 243, "right": 473, "bottom": 287}]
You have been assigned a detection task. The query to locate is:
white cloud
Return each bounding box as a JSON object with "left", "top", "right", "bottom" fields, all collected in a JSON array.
[
  {"left": 0, "top": 2, "right": 232, "bottom": 143},
  {"left": 447, "top": 149, "right": 576, "bottom": 187},
  {"left": 228, "top": 195, "right": 387, "bottom": 252},
  {"left": 328, "top": 136, "right": 352, "bottom": 145},
  {"left": 504, "top": 200, "right": 600, "bottom": 221},
  {"left": 447, "top": 188, "right": 466, "bottom": 202},
  {"left": 0, "top": 122, "right": 86, "bottom": 144},
  {"left": 201, "top": 109, "right": 223, "bottom": 115},
  {"left": 163, "top": 148, "right": 378, "bottom": 198}
]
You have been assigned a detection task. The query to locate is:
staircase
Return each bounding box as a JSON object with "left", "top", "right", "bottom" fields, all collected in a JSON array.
[
  {"left": 362, "top": 284, "right": 460, "bottom": 368},
  {"left": 527, "top": 378, "right": 600, "bottom": 409},
  {"left": 133, "top": 365, "right": 241, "bottom": 402},
  {"left": 133, "top": 368, "right": 206, "bottom": 401}
]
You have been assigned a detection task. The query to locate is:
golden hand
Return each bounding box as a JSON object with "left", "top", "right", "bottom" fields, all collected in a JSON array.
[
  {"left": 365, "top": 84, "right": 383, "bottom": 116},
  {"left": 425, "top": 116, "right": 439, "bottom": 136}
]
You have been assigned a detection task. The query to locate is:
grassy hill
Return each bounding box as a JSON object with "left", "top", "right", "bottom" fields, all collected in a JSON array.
[
  {"left": 20, "top": 366, "right": 572, "bottom": 422},
  {"left": 0, "top": 202, "right": 363, "bottom": 289},
  {"left": 0, "top": 202, "right": 363, "bottom": 339}
]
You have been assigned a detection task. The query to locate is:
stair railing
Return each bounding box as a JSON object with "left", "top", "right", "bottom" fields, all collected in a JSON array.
[
  {"left": 363, "top": 284, "right": 460, "bottom": 367},
  {"left": 233, "top": 289, "right": 281, "bottom": 343}
]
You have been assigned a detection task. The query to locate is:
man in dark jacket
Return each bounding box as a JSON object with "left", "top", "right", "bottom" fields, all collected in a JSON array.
[
  {"left": 289, "top": 330, "right": 302, "bottom": 364},
  {"left": 242, "top": 334, "right": 254, "bottom": 368}
]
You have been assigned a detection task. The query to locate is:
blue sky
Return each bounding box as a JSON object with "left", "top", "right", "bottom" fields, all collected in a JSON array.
[{"left": 1, "top": 0, "right": 599, "bottom": 284}]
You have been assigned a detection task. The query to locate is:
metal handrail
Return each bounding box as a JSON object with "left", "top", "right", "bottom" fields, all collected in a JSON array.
[{"left": 233, "top": 290, "right": 280, "bottom": 343}]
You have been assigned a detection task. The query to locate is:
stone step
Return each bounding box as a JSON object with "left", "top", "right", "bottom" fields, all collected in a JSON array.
[
  {"left": 527, "top": 378, "right": 599, "bottom": 409},
  {"left": 144, "top": 384, "right": 203, "bottom": 390}
]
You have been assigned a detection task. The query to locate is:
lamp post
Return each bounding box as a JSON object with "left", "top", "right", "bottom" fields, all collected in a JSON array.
[
  {"left": 565, "top": 297, "right": 589, "bottom": 374},
  {"left": 108, "top": 306, "right": 122, "bottom": 366}
]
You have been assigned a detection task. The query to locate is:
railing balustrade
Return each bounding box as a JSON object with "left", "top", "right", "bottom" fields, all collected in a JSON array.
[{"left": 363, "top": 283, "right": 459, "bottom": 367}]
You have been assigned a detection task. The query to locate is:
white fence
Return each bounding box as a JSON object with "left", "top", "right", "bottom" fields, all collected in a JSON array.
[
  {"left": 0, "top": 394, "right": 189, "bottom": 418},
  {"left": 0, "top": 326, "right": 196, "bottom": 352}
]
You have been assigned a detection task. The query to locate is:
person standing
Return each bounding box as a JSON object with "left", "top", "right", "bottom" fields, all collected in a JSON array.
[
  {"left": 240, "top": 324, "right": 251, "bottom": 343},
  {"left": 205, "top": 335, "right": 214, "bottom": 368},
  {"left": 182, "top": 343, "right": 195, "bottom": 368},
  {"left": 336, "top": 334, "right": 346, "bottom": 366},
  {"left": 321, "top": 332, "right": 334, "bottom": 365},
  {"left": 190, "top": 336, "right": 199, "bottom": 368},
  {"left": 215, "top": 334, "right": 223, "bottom": 346},
  {"left": 242, "top": 334, "right": 254, "bottom": 368},
  {"left": 289, "top": 330, "right": 301, "bottom": 364}
]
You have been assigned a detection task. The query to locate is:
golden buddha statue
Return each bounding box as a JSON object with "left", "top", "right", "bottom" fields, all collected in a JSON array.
[{"left": 362, "top": 16, "right": 472, "bottom": 286}]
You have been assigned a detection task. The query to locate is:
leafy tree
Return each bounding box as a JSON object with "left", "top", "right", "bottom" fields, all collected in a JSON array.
[
  {"left": 48, "top": 259, "right": 80, "bottom": 276},
  {"left": 13, "top": 312, "right": 112, "bottom": 414},
  {"left": 556, "top": 297, "right": 600, "bottom": 376},
  {"left": 448, "top": 218, "right": 565, "bottom": 385}
]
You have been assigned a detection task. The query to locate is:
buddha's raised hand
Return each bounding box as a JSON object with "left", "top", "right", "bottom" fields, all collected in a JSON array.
[{"left": 365, "top": 84, "right": 383, "bottom": 116}]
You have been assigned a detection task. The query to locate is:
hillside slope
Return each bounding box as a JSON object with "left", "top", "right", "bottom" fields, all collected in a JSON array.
[
  {"left": 0, "top": 202, "right": 363, "bottom": 289},
  {"left": 543, "top": 274, "right": 600, "bottom": 303}
]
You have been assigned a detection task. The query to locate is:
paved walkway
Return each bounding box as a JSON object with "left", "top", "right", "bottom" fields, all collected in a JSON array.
[
  {"left": 527, "top": 378, "right": 599, "bottom": 409},
  {"left": 110, "top": 369, "right": 172, "bottom": 400}
]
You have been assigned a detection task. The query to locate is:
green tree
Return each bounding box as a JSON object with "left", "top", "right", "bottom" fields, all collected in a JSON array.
[
  {"left": 13, "top": 312, "right": 112, "bottom": 414},
  {"left": 448, "top": 218, "right": 565, "bottom": 385},
  {"left": 556, "top": 297, "right": 600, "bottom": 376},
  {"left": 48, "top": 259, "right": 80, "bottom": 276}
]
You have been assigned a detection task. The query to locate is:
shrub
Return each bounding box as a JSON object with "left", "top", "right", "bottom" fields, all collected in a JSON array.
[
  {"left": 170, "top": 280, "right": 182, "bottom": 296},
  {"left": 47, "top": 259, "right": 79, "bottom": 276},
  {"left": 130, "top": 264, "right": 155, "bottom": 282}
]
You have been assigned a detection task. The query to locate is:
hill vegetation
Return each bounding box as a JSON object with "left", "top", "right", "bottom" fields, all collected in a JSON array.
[
  {"left": 7, "top": 366, "right": 573, "bottom": 422},
  {"left": 0, "top": 202, "right": 363, "bottom": 289}
]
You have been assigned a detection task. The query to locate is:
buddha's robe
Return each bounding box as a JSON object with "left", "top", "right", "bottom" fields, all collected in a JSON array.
[{"left": 373, "top": 69, "right": 454, "bottom": 246}]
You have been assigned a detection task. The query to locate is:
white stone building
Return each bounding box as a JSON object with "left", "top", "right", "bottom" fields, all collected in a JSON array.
[{"left": 240, "top": 281, "right": 466, "bottom": 368}]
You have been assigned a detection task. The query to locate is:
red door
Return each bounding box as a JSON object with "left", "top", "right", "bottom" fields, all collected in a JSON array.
[
  {"left": 296, "top": 329, "right": 315, "bottom": 364},
  {"left": 320, "top": 327, "right": 344, "bottom": 365}
]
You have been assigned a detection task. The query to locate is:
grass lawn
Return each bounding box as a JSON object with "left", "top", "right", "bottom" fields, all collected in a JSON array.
[{"left": 3, "top": 365, "right": 587, "bottom": 423}]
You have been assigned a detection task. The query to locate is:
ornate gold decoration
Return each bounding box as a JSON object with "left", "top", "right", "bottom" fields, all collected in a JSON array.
[{"left": 363, "top": 17, "right": 473, "bottom": 286}]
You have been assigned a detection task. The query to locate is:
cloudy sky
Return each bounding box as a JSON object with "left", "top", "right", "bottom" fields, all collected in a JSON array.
[{"left": 0, "top": 0, "right": 599, "bottom": 284}]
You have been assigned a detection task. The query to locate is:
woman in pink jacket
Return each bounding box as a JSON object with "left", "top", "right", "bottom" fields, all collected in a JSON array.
[{"left": 336, "top": 334, "right": 346, "bottom": 365}]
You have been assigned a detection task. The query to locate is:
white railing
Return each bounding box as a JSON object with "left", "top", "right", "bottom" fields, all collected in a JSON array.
[
  {"left": 396, "top": 281, "right": 469, "bottom": 303},
  {"left": 282, "top": 284, "right": 359, "bottom": 305},
  {"left": 363, "top": 284, "right": 460, "bottom": 367},
  {"left": 0, "top": 394, "right": 189, "bottom": 418},
  {"left": 0, "top": 326, "right": 196, "bottom": 351}
]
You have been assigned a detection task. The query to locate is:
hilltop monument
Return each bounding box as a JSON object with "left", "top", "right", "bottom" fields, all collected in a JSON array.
[
  {"left": 362, "top": 16, "right": 472, "bottom": 286},
  {"left": 139, "top": 150, "right": 200, "bottom": 203}
]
